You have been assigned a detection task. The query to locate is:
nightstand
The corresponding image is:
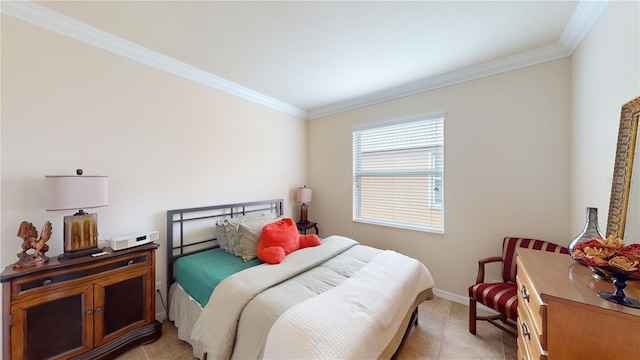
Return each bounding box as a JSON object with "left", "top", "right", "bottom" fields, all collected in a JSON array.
[{"left": 296, "top": 221, "right": 319, "bottom": 236}]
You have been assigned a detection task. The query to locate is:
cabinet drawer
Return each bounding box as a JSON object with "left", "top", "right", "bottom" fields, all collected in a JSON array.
[
  {"left": 517, "top": 295, "right": 546, "bottom": 360},
  {"left": 517, "top": 330, "right": 530, "bottom": 360},
  {"left": 11, "top": 252, "right": 151, "bottom": 300},
  {"left": 516, "top": 257, "right": 545, "bottom": 334}
]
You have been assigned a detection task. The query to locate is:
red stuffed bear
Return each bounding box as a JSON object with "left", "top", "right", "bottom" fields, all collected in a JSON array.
[{"left": 258, "top": 218, "right": 321, "bottom": 264}]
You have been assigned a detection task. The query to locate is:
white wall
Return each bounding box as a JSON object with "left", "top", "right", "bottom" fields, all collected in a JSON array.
[
  {"left": 571, "top": 0, "right": 640, "bottom": 237},
  {"left": 2, "top": 1, "right": 638, "bottom": 354},
  {"left": 308, "top": 59, "right": 572, "bottom": 298},
  {"left": 1, "top": 15, "right": 307, "bottom": 328}
]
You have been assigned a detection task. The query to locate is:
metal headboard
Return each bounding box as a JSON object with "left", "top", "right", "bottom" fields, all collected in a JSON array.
[{"left": 165, "top": 199, "right": 284, "bottom": 293}]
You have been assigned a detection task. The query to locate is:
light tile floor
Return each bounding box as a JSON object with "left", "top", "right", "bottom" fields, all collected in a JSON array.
[{"left": 116, "top": 296, "right": 517, "bottom": 360}]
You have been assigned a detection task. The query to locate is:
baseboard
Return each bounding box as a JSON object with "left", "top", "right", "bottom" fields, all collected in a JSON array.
[
  {"left": 155, "top": 311, "right": 167, "bottom": 322},
  {"left": 432, "top": 288, "right": 498, "bottom": 314}
]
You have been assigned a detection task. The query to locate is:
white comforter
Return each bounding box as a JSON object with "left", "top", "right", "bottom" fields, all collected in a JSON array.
[
  {"left": 263, "top": 250, "right": 434, "bottom": 359},
  {"left": 190, "top": 235, "right": 435, "bottom": 359}
]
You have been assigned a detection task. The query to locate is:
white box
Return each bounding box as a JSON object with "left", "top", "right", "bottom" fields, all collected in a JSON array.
[{"left": 110, "top": 231, "right": 159, "bottom": 251}]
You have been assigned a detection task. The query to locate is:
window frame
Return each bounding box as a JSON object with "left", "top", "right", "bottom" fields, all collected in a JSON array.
[{"left": 352, "top": 112, "right": 445, "bottom": 233}]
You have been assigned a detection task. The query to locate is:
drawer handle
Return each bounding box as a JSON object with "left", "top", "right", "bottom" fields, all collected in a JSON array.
[
  {"left": 520, "top": 284, "right": 529, "bottom": 302},
  {"left": 128, "top": 260, "right": 134, "bottom": 265},
  {"left": 521, "top": 322, "right": 530, "bottom": 340},
  {"left": 42, "top": 279, "right": 53, "bottom": 286}
]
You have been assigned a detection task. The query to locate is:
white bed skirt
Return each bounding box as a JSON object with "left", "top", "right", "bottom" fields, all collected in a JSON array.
[{"left": 168, "top": 283, "right": 206, "bottom": 359}]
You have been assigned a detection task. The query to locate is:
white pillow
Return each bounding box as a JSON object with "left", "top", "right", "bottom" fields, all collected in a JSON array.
[
  {"left": 224, "top": 220, "right": 243, "bottom": 256},
  {"left": 237, "top": 216, "right": 284, "bottom": 262},
  {"left": 224, "top": 212, "right": 279, "bottom": 259},
  {"left": 215, "top": 220, "right": 229, "bottom": 251}
]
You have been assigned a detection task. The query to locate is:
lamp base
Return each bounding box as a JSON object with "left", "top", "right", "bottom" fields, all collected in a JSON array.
[
  {"left": 58, "top": 247, "right": 103, "bottom": 261},
  {"left": 299, "top": 203, "right": 308, "bottom": 223},
  {"left": 63, "top": 213, "right": 99, "bottom": 252}
]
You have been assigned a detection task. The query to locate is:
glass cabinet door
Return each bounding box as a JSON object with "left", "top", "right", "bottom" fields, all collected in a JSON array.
[
  {"left": 11, "top": 284, "right": 93, "bottom": 360},
  {"left": 93, "top": 267, "right": 153, "bottom": 346}
]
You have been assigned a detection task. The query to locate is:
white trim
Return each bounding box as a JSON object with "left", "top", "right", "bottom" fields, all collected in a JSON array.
[
  {"left": 155, "top": 310, "right": 167, "bottom": 322},
  {"left": 0, "top": 1, "right": 307, "bottom": 119},
  {"left": 308, "top": 43, "right": 571, "bottom": 119},
  {"left": 559, "top": 0, "right": 610, "bottom": 53},
  {"left": 433, "top": 288, "right": 498, "bottom": 315},
  {"left": 352, "top": 112, "right": 446, "bottom": 132},
  {"left": 307, "top": 0, "right": 609, "bottom": 119},
  {"left": 1, "top": 0, "right": 607, "bottom": 120}
]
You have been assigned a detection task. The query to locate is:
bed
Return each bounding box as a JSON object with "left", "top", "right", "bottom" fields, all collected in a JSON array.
[{"left": 166, "top": 199, "right": 435, "bottom": 359}]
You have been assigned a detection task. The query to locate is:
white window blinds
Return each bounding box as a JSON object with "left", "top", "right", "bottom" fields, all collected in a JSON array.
[{"left": 353, "top": 114, "right": 444, "bottom": 233}]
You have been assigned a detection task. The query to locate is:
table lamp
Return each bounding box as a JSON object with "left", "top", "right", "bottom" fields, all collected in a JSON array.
[
  {"left": 45, "top": 169, "right": 108, "bottom": 260},
  {"left": 296, "top": 185, "right": 312, "bottom": 223}
]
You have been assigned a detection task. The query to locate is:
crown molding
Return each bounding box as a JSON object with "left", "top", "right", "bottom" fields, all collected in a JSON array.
[
  {"left": 559, "top": 0, "right": 610, "bottom": 53},
  {"left": 2, "top": 0, "right": 607, "bottom": 121},
  {"left": 307, "top": 42, "right": 572, "bottom": 119},
  {"left": 0, "top": 1, "right": 307, "bottom": 119},
  {"left": 307, "top": 0, "right": 609, "bottom": 119}
]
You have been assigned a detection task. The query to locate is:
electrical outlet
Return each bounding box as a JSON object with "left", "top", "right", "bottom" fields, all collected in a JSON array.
[{"left": 155, "top": 281, "right": 161, "bottom": 292}]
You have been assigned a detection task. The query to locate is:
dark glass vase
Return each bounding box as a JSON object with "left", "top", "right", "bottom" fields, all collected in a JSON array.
[{"left": 568, "top": 207, "right": 605, "bottom": 256}]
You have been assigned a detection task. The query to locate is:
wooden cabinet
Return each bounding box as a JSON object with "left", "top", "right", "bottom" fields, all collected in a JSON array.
[
  {"left": 2, "top": 244, "right": 162, "bottom": 360},
  {"left": 516, "top": 248, "right": 640, "bottom": 360}
]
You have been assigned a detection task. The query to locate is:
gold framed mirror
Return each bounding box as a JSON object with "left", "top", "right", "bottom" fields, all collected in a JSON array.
[{"left": 606, "top": 96, "right": 640, "bottom": 239}]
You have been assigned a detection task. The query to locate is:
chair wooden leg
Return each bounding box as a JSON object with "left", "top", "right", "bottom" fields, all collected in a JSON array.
[
  {"left": 469, "top": 298, "right": 477, "bottom": 334},
  {"left": 487, "top": 318, "right": 518, "bottom": 338}
]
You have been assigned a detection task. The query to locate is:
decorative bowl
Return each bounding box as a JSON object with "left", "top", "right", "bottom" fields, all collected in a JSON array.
[
  {"left": 571, "top": 238, "right": 640, "bottom": 277},
  {"left": 588, "top": 265, "right": 640, "bottom": 308},
  {"left": 588, "top": 265, "right": 640, "bottom": 281},
  {"left": 572, "top": 238, "right": 640, "bottom": 307}
]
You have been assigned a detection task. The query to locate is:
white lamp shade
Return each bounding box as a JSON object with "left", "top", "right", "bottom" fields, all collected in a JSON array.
[
  {"left": 296, "top": 187, "right": 312, "bottom": 204},
  {"left": 45, "top": 175, "right": 109, "bottom": 211}
]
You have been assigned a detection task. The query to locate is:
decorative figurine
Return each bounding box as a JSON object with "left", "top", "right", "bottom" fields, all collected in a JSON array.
[{"left": 14, "top": 221, "right": 52, "bottom": 269}]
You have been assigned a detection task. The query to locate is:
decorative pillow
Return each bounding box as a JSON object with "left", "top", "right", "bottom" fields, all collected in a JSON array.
[
  {"left": 223, "top": 213, "right": 281, "bottom": 260},
  {"left": 237, "top": 216, "right": 284, "bottom": 262},
  {"left": 258, "top": 218, "right": 321, "bottom": 264},
  {"left": 223, "top": 220, "right": 243, "bottom": 255},
  {"left": 215, "top": 220, "right": 229, "bottom": 251}
]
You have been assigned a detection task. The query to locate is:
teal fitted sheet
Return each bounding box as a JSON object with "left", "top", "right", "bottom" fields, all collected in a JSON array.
[{"left": 175, "top": 248, "right": 262, "bottom": 306}]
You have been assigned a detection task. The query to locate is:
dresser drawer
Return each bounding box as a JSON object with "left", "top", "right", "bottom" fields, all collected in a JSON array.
[
  {"left": 517, "top": 295, "right": 546, "bottom": 360},
  {"left": 516, "top": 329, "right": 530, "bottom": 360},
  {"left": 516, "top": 257, "right": 546, "bottom": 341}
]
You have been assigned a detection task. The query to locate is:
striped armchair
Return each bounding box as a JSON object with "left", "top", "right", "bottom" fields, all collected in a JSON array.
[{"left": 468, "top": 237, "right": 568, "bottom": 337}]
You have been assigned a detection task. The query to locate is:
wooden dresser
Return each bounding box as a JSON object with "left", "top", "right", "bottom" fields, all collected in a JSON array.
[
  {"left": 1, "top": 243, "right": 162, "bottom": 360},
  {"left": 516, "top": 248, "right": 640, "bottom": 360}
]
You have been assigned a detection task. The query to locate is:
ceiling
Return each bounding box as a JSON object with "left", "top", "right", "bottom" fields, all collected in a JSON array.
[{"left": 5, "top": 1, "right": 608, "bottom": 118}]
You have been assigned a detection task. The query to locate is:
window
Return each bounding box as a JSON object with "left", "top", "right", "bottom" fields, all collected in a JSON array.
[{"left": 353, "top": 113, "right": 444, "bottom": 233}]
